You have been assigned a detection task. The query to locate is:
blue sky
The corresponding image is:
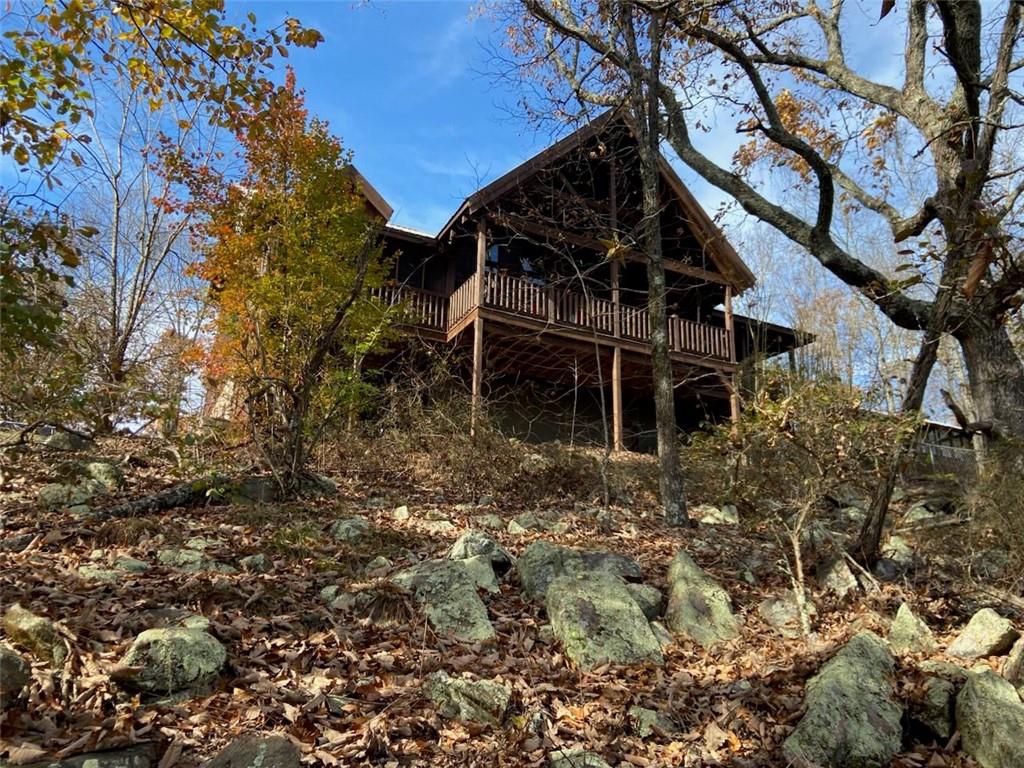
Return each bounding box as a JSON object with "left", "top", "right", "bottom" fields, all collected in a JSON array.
[{"left": 238, "top": 1, "right": 554, "bottom": 234}]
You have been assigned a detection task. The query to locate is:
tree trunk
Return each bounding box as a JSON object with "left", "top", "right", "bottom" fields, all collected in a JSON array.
[{"left": 956, "top": 312, "right": 1024, "bottom": 441}]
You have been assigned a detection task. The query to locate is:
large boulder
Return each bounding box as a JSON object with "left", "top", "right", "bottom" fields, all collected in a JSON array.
[
  {"left": 664, "top": 551, "right": 741, "bottom": 648},
  {"left": 955, "top": 669, "right": 1024, "bottom": 768},
  {"left": 422, "top": 671, "right": 511, "bottom": 726},
  {"left": 392, "top": 560, "right": 495, "bottom": 643},
  {"left": 546, "top": 571, "right": 663, "bottom": 669},
  {"left": 448, "top": 530, "right": 514, "bottom": 575},
  {"left": 119, "top": 628, "right": 226, "bottom": 695},
  {"left": 0, "top": 643, "right": 31, "bottom": 708},
  {"left": 2, "top": 604, "right": 66, "bottom": 666},
  {"left": 517, "top": 541, "right": 642, "bottom": 602},
  {"left": 947, "top": 608, "right": 1019, "bottom": 659},
  {"left": 1004, "top": 637, "right": 1024, "bottom": 694},
  {"left": 888, "top": 603, "right": 937, "bottom": 654},
  {"left": 783, "top": 631, "right": 902, "bottom": 768},
  {"left": 518, "top": 541, "right": 584, "bottom": 600},
  {"left": 205, "top": 734, "right": 301, "bottom": 768}
]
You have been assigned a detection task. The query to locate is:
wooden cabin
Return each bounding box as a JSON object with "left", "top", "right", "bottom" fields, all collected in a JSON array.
[{"left": 365, "top": 113, "right": 805, "bottom": 450}]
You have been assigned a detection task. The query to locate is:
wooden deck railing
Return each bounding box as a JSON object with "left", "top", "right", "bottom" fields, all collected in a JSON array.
[
  {"left": 383, "top": 272, "right": 733, "bottom": 361},
  {"left": 371, "top": 285, "right": 447, "bottom": 331}
]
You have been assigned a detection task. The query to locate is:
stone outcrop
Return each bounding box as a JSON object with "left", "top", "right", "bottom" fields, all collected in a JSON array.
[
  {"left": 448, "top": 530, "right": 513, "bottom": 575},
  {"left": 3, "top": 604, "right": 66, "bottom": 666},
  {"left": 947, "top": 608, "right": 1019, "bottom": 659},
  {"left": 888, "top": 603, "right": 937, "bottom": 654},
  {"left": 664, "top": 551, "right": 740, "bottom": 648},
  {"left": 518, "top": 541, "right": 642, "bottom": 602},
  {"left": 204, "top": 734, "right": 301, "bottom": 768},
  {"left": 955, "top": 669, "right": 1024, "bottom": 768},
  {"left": 546, "top": 572, "right": 663, "bottom": 669},
  {"left": 783, "top": 631, "right": 902, "bottom": 768},
  {"left": 0, "top": 643, "right": 31, "bottom": 708},
  {"left": 422, "top": 671, "right": 511, "bottom": 726},
  {"left": 392, "top": 560, "right": 495, "bottom": 643},
  {"left": 119, "top": 628, "right": 226, "bottom": 695}
]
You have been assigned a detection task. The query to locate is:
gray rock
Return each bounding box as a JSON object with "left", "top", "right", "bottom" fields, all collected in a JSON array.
[
  {"left": 548, "top": 750, "right": 612, "bottom": 768},
  {"left": 1003, "top": 637, "right": 1024, "bottom": 694},
  {"left": 422, "top": 671, "right": 511, "bottom": 726},
  {"left": 873, "top": 557, "right": 903, "bottom": 582},
  {"left": 518, "top": 541, "right": 584, "bottom": 600},
  {"left": 881, "top": 535, "right": 915, "bottom": 568},
  {"left": 78, "top": 564, "right": 120, "bottom": 582},
  {"left": 0, "top": 643, "right": 31, "bottom": 708},
  {"left": 948, "top": 608, "right": 1020, "bottom": 659},
  {"left": 37, "top": 481, "right": 102, "bottom": 511},
  {"left": 693, "top": 503, "right": 738, "bottom": 525},
  {"left": 955, "top": 669, "right": 1024, "bottom": 768},
  {"left": 783, "top": 631, "right": 902, "bottom": 768},
  {"left": 229, "top": 476, "right": 277, "bottom": 505},
  {"left": 477, "top": 495, "right": 494, "bottom": 507},
  {"left": 391, "top": 505, "right": 410, "bottom": 521},
  {"left": 477, "top": 513, "right": 504, "bottom": 530},
  {"left": 115, "top": 556, "right": 150, "bottom": 573},
  {"left": 913, "top": 676, "right": 955, "bottom": 740},
  {"left": 42, "top": 431, "right": 91, "bottom": 451},
  {"left": 580, "top": 551, "right": 642, "bottom": 582},
  {"left": 364, "top": 555, "right": 392, "bottom": 572},
  {"left": 185, "top": 536, "right": 218, "bottom": 551},
  {"left": 457, "top": 555, "right": 500, "bottom": 594},
  {"left": 649, "top": 621, "right": 674, "bottom": 650},
  {"left": 82, "top": 461, "right": 124, "bottom": 492},
  {"left": 157, "top": 548, "right": 210, "bottom": 572},
  {"left": 888, "top": 603, "right": 937, "bottom": 654},
  {"left": 625, "top": 584, "right": 663, "bottom": 621},
  {"left": 628, "top": 705, "right": 678, "bottom": 737},
  {"left": 818, "top": 556, "right": 860, "bottom": 599},
  {"left": 420, "top": 519, "right": 456, "bottom": 535},
  {"left": 449, "top": 530, "right": 514, "bottom": 575},
  {"left": 239, "top": 554, "right": 272, "bottom": 574},
  {"left": 119, "top": 628, "right": 226, "bottom": 695},
  {"left": 25, "top": 744, "right": 157, "bottom": 767},
  {"left": 2, "top": 604, "right": 65, "bottom": 666},
  {"left": 664, "top": 551, "right": 741, "bottom": 648},
  {"left": 0, "top": 532, "right": 36, "bottom": 553},
  {"left": 757, "top": 591, "right": 815, "bottom": 638},
  {"left": 546, "top": 571, "right": 663, "bottom": 669},
  {"left": 205, "top": 734, "right": 301, "bottom": 768},
  {"left": 329, "top": 517, "right": 371, "bottom": 543},
  {"left": 392, "top": 560, "right": 495, "bottom": 643}
]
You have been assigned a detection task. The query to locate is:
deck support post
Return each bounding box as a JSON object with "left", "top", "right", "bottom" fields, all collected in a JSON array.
[
  {"left": 724, "top": 284, "right": 740, "bottom": 423},
  {"left": 471, "top": 220, "right": 487, "bottom": 437},
  {"left": 612, "top": 347, "right": 623, "bottom": 452}
]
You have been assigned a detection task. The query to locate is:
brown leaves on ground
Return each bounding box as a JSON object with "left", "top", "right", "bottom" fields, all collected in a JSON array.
[{"left": 0, "top": 441, "right": 997, "bottom": 766}]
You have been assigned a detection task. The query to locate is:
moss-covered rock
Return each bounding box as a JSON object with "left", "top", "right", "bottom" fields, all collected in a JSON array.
[
  {"left": 955, "top": 669, "right": 1024, "bottom": 768},
  {"left": 912, "top": 676, "right": 955, "bottom": 740},
  {"left": 0, "top": 643, "right": 31, "bottom": 708},
  {"left": 82, "top": 461, "right": 124, "bottom": 492},
  {"left": 239, "top": 553, "right": 272, "bottom": 574},
  {"left": 457, "top": 555, "right": 500, "bottom": 594},
  {"left": 422, "top": 671, "right": 511, "bottom": 726},
  {"left": 115, "top": 556, "right": 151, "bottom": 574},
  {"left": 546, "top": 571, "right": 663, "bottom": 670},
  {"left": 448, "top": 530, "right": 513, "bottom": 575},
  {"left": 119, "top": 628, "right": 226, "bottom": 695},
  {"left": 1004, "top": 637, "right": 1024, "bottom": 695},
  {"left": 948, "top": 608, "right": 1019, "bottom": 659},
  {"left": 888, "top": 603, "right": 937, "bottom": 654},
  {"left": 628, "top": 705, "right": 678, "bottom": 737},
  {"left": 392, "top": 560, "right": 495, "bottom": 643},
  {"left": 329, "top": 516, "right": 371, "bottom": 543},
  {"left": 37, "top": 480, "right": 103, "bottom": 511},
  {"left": 205, "top": 734, "right": 301, "bottom": 768},
  {"left": 664, "top": 551, "right": 740, "bottom": 648},
  {"left": 783, "top": 631, "right": 902, "bottom": 768},
  {"left": 518, "top": 541, "right": 584, "bottom": 600},
  {"left": 625, "top": 584, "right": 663, "bottom": 621},
  {"left": 2, "top": 604, "right": 66, "bottom": 666}
]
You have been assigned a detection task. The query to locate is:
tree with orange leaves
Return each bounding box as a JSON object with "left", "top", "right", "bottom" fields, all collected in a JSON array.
[{"left": 187, "top": 72, "right": 390, "bottom": 494}]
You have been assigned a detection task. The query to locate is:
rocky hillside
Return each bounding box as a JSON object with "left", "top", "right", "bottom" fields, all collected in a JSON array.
[{"left": 0, "top": 442, "right": 1022, "bottom": 767}]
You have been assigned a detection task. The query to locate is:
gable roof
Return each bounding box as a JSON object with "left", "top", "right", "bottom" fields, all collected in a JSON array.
[{"left": 435, "top": 111, "right": 755, "bottom": 292}]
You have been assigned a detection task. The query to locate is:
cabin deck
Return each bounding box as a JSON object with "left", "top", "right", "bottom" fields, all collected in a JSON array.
[{"left": 374, "top": 271, "right": 735, "bottom": 367}]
